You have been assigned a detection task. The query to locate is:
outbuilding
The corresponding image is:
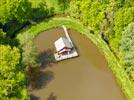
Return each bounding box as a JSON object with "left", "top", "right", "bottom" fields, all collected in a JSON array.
[{"left": 54, "top": 37, "right": 72, "bottom": 55}]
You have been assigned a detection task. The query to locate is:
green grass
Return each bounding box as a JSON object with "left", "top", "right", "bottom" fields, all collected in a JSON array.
[{"left": 18, "top": 17, "right": 134, "bottom": 100}]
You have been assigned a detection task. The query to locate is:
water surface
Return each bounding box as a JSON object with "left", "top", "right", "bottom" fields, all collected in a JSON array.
[{"left": 32, "top": 28, "right": 125, "bottom": 100}]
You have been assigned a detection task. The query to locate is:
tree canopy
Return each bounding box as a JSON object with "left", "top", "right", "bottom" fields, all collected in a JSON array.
[
  {"left": 120, "top": 23, "right": 134, "bottom": 81},
  {"left": 0, "top": 45, "right": 29, "bottom": 99},
  {"left": 110, "top": 7, "right": 134, "bottom": 53},
  {"left": 0, "top": 0, "right": 32, "bottom": 24}
]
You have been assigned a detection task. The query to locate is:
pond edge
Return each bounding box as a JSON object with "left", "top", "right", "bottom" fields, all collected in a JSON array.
[{"left": 17, "top": 17, "right": 134, "bottom": 100}]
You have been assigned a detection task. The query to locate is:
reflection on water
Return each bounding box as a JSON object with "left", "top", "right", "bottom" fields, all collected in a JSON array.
[{"left": 31, "top": 28, "right": 126, "bottom": 100}]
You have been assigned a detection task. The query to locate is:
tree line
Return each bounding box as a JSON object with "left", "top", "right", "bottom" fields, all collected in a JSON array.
[
  {"left": 0, "top": 0, "right": 133, "bottom": 99},
  {"left": 68, "top": 0, "right": 134, "bottom": 82}
]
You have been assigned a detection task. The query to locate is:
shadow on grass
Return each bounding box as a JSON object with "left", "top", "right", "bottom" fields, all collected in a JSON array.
[{"left": 39, "top": 49, "right": 56, "bottom": 68}]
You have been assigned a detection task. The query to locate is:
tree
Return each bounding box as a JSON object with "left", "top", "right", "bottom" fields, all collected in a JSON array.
[
  {"left": 57, "top": 0, "right": 70, "bottom": 13},
  {"left": 116, "top": 0, "right": 134, "bottom": 7},
  {"left": 18, "top": 33, "right": 40, "bottom": 69},
  {"left": 0, "top": 45, "right": 29, "bottom": 99},
  {"left": 17, "top": 33, "right": 40, "bottom": 89},
  {"left": 0, "top": 30, "right": 7, "bottom": 44},
  {"left": 69, "top": 0, "right": 81, "bottom": 19},
  {"left": 0, "top": 0, "right": 32, "bottom": 24},
  {"left": 22, "top": 40, "right": 39, "bottom": 69},
  {"left": 0, "top": 30, "right": 19, "bottom": 46},
  {"left": 0, "top": 30, "right": 6, "bottom": 38},
  {"left": 110, "top": 7, "right": 134, "bottom": 54},
  {"left": 69, "top": 0, "right": 108, "bottom": 32},
  {"left": 69, "top": 0, "right": 134, "bottom": 55},
  {"left": 120, "top": 23, "right": 134, "bottom": 81}
]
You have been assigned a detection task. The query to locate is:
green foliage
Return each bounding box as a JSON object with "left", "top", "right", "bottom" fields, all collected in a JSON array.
[
  {"left": 56, "top": 0, "right": 70, "bottom": 13},
  {"left": 110, "top": 7, "right": 134, "bottom": 53},
  {"left": 116, "top": 0, "right": 134, "bottom": 7},
  {"left": 46, "top": 0, "right": 70, "bottom": 14},
  {"left": 0, "top": 30, "right": 6, "bottom": 38},
  {"left": 0, "top": 30, "right": 19, "bottom": 46},
  {"left": 0, "top": 45, "right": 29, "bottom": 100},
  {"left": 30, "top": 0, "right": 70, "bottom": 14},
  {"left": 81, "top": 1, "right": 106, "bottom": 31},
  {"left": 17, "top": 32, "right": 41, "bottom": 90},
  {"left": 69, "top": 0, "right": 108, "bottom": 32},
  {"left": 31, "top": 1, "right": 51, "bottom": 21},
  {"left": 0, "top": 0, "right": 134, "bottom": 99},
  {"left": 120, "top": 23, "right": 134, "bottom": 81},
  {"left": 0, "top": 0, "right": 33, "bottom": 37},
  {"left": 114, "top": 7, "right": 134, "bottom": 35},
  {"left": 0, "top": 0, "right": 70, "bottom": 37},
  {"left": 69, "top": 0, "right": 134, "bottom": 55},
  {"left": 17, "top": 18, "right": 85, "bottom": 38},
  {"left": 68, "top": 0, "right": 81, "bottom": 19},
  {"left": 0, "top": 30, "right": 7, "bottom": 44},
  {"left": 17, "top": 33, "right": 40, "bottom": 70},
  {"left": 0, "top": 0, "right": 32, "bottom": 24}
]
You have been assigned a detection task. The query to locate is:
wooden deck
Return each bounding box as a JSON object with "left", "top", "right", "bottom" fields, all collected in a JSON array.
[
  {"left": 54, "top": 25, "right": 79, "bottom": 61},
  {"left": 54, "top": 49, "right": 78, "bottom": 61}
]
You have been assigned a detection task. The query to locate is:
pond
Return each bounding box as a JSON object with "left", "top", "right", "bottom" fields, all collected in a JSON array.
[{"left": 31, "top": 27, "right": 126, "bottom": 100}]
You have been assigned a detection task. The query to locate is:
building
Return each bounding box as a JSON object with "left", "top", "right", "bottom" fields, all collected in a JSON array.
[{"left": 54, "top": 37, "right": 73, "bottom": 55}]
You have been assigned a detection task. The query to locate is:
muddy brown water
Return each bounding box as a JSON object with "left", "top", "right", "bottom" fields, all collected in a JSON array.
[{"left": 32, "top": 28, "right": 126, "bottom": 100}]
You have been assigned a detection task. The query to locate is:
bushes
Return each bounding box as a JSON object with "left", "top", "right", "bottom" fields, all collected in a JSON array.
[
  {"left": 69, "top": 0, "right": 107, "bottom": 32},
  {"left": 42, "top": 0, "right": 70, "bottom": 14},
  {"left": 0, "top": 30, "right": 19, "bottom": 46},
  {"left": 30, "top": 0, "right": 70, "bottom": 16},
  {"left": 17, "top": 33, "right": 41, "bottom": 89},
  {"left": 120, "top": 23, "right": 134, "bottom": 81},
  {"left": 110, "top": 7, "right": 134, "bottom": 54},
  {"left": 0, "top": 0, "right": 33, "bottom": 37},
  {"left": 18, "top": 33, "right": 40, "bottom": 70},
  {"left": 0, "top": 0, "right": 70, "bottom": 37},
  {"left": 0, "top": 45, "right": 29, "bottom": 100},
  {"left": 0, "top": 0, "right": 56, "bottom": 37},
  {"left": 0, "top": 0, "right": 33, "bottom": 24}
]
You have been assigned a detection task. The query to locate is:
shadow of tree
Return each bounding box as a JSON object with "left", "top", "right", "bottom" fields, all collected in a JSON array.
[
  {"left": 35, "top": 70, "right": 54, "bottom": 89},
  {"left": 0, "top": 35, "right": 19, "bottom": 46},
  {"left": 27, "top": 67, "right": 40, "bottom": 90},
  {"left": 30, "top": 94, "right": 40, "bottom": 100},
  {"left": 28, "top": 69, "right": 54, "bottom": 90},
  {"left": 46, "top": 92, "right": 57, "bottom": 100},
  {"left": 27, "top": 49, "right": 56, "bottom": 90},
  {"left": 39, "top": 49, "right": 56, "bottom": 68}
]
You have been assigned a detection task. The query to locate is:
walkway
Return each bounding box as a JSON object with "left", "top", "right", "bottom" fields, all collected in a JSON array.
[{"left": 54, "top": 25, "right": 78, "bottom": 61}]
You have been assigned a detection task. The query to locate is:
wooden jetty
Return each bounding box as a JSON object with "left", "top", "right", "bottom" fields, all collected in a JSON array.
[{"left": 54, "top": 25, "right": 78, "bottom": 61}]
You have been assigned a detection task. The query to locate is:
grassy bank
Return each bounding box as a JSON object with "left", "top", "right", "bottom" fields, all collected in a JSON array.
[{"left": 18, "top": 17, "right": 134, "bottom": 100}]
